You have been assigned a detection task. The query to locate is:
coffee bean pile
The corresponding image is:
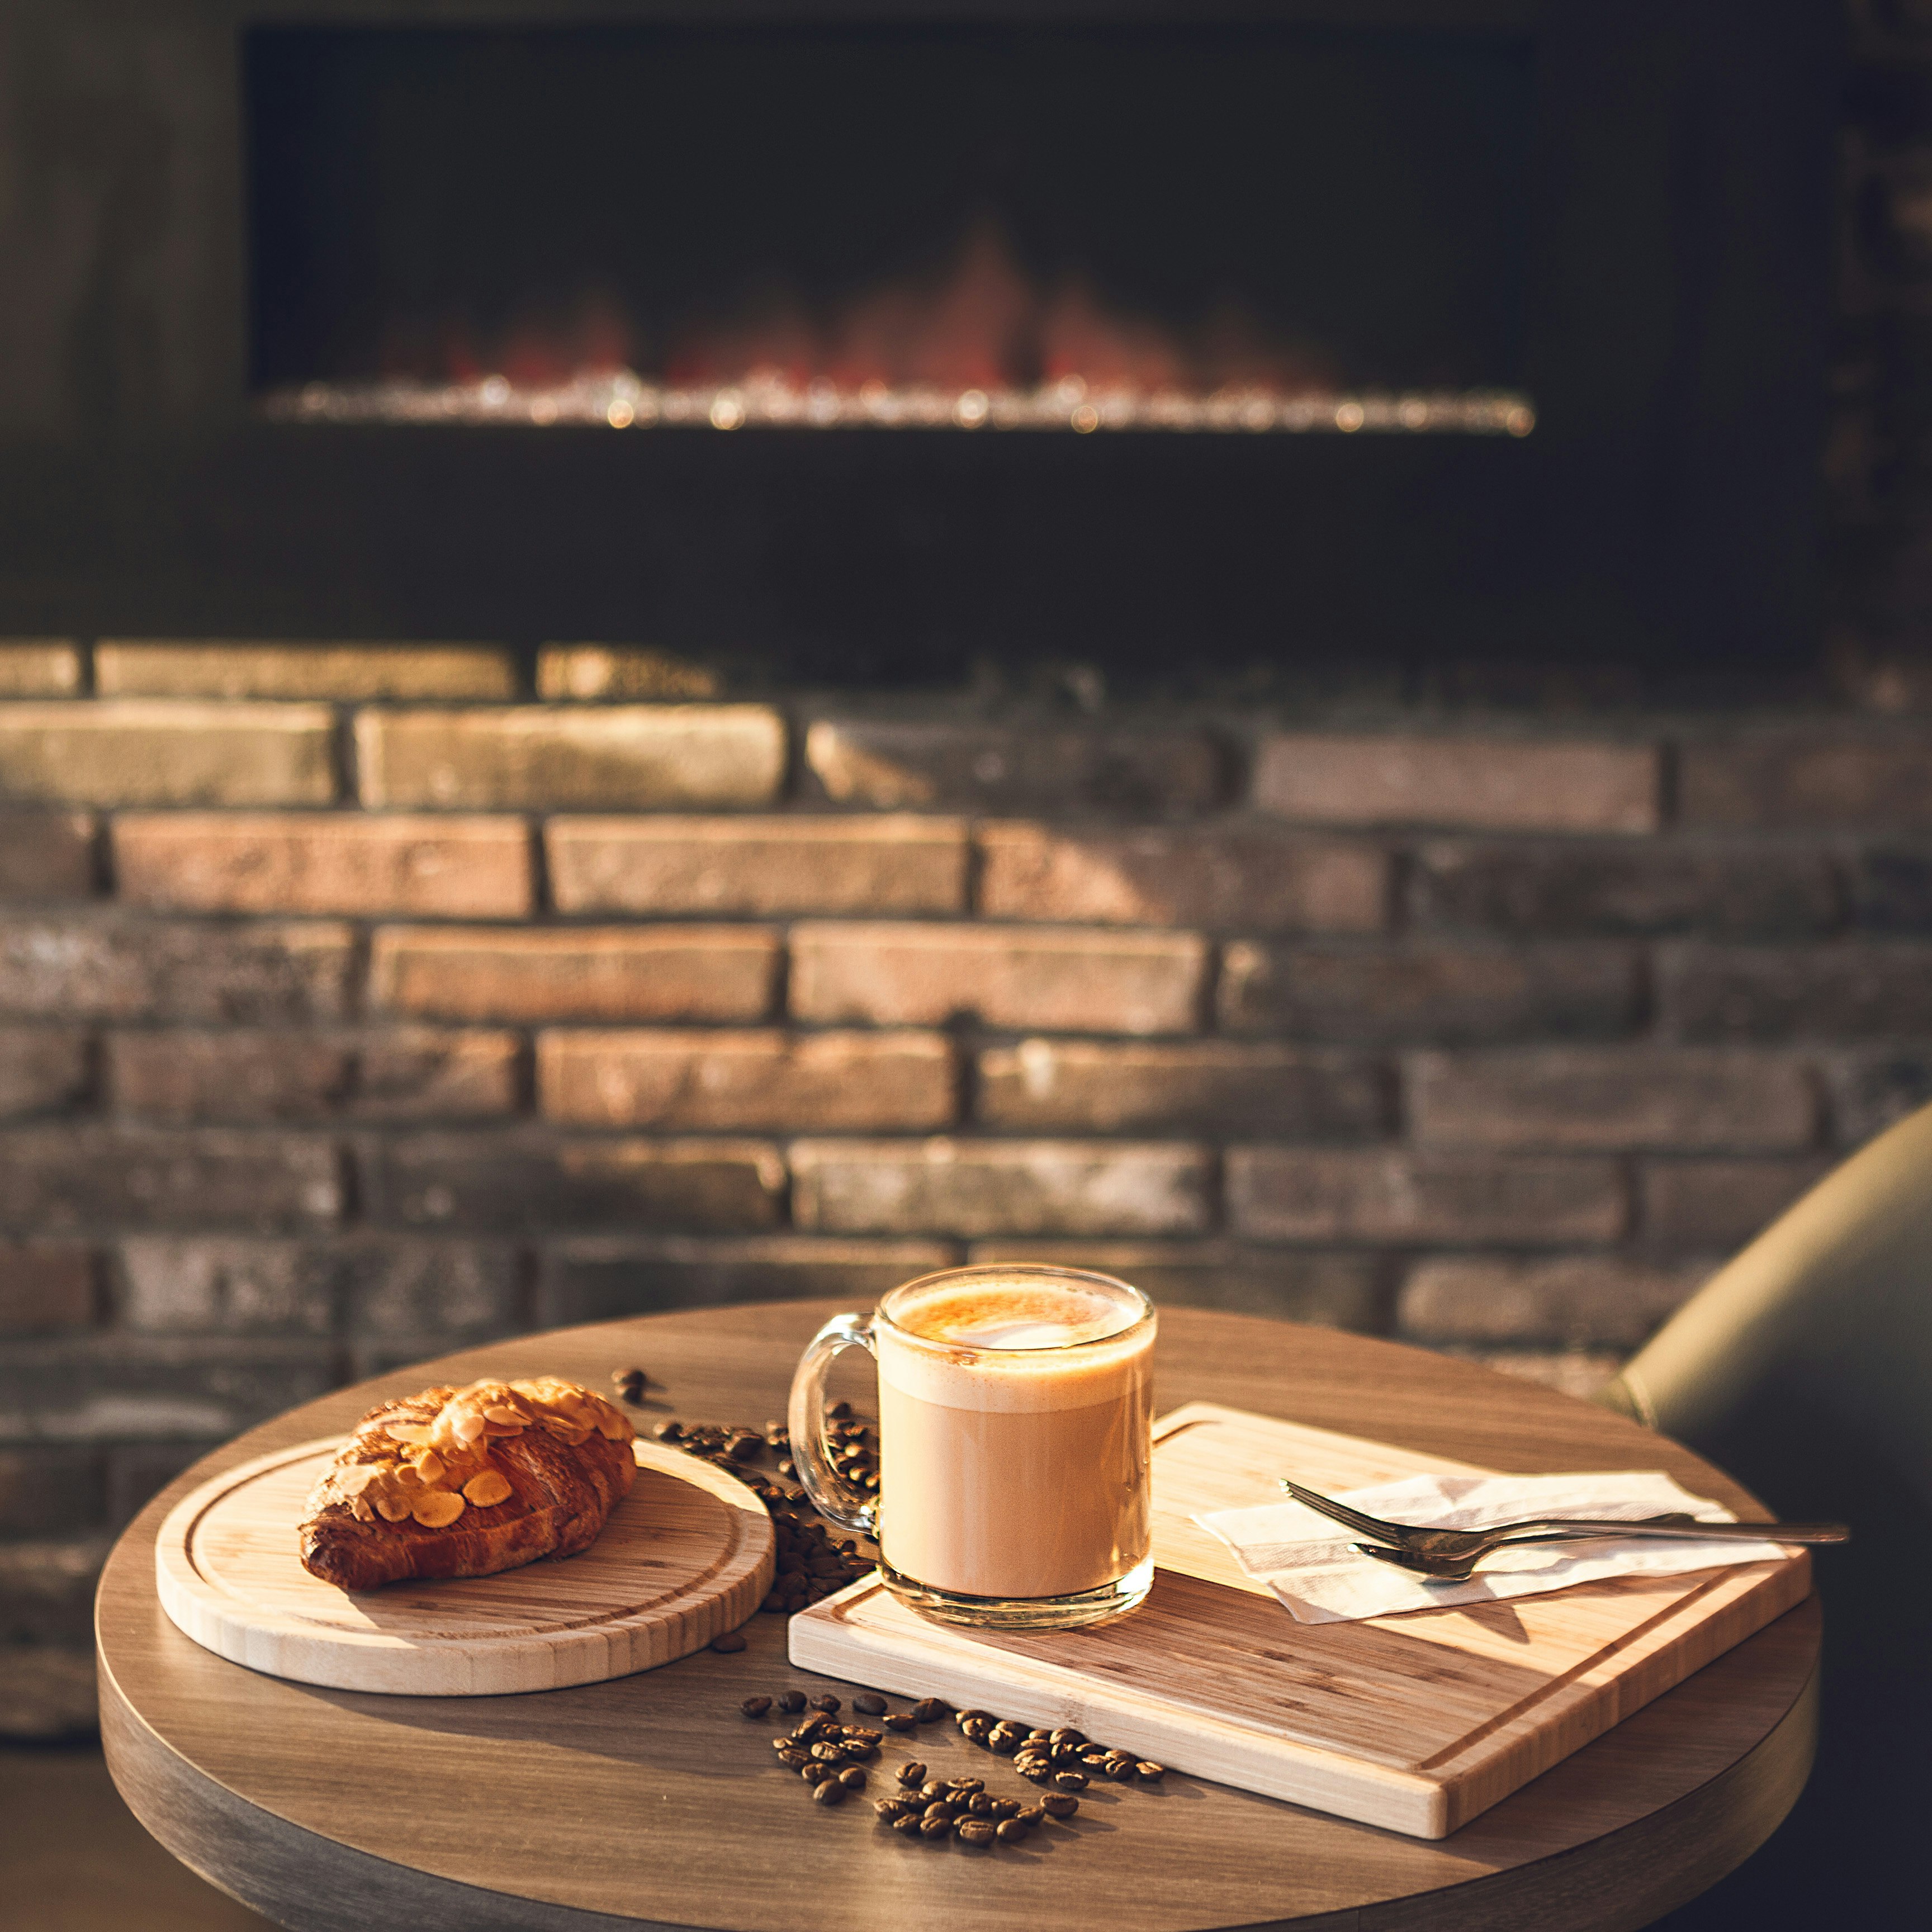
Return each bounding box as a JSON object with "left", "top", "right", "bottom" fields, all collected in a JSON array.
[
  {"left": 745, "top": 1690, "right": 1079, "bottom": 1848},
  {"left": 818, "top": 1401, "right": 880, "bottom": 1497},
  {"left": 636, "top": 1400, "right": 878, "bottom": 1613},
  {"left": 953, "top": 1708, "right": 1166, "bottom": 1787}
]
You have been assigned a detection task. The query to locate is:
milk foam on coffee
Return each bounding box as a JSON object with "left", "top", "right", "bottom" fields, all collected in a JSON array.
[{"left": 875, "top": 1274, "right": 1153, "bottom": 1600}]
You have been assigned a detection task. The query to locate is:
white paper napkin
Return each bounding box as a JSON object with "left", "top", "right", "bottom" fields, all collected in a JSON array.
[{"left": 1195, "top": 1470, "right": 1794, "bottom": 1624}]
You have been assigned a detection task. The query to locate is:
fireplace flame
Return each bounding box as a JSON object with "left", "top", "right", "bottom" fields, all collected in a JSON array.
[{"left": 270, "top": 217, "right": 1535, "bottom": 436}]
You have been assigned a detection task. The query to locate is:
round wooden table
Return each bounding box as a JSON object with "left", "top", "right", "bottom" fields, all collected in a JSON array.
[{"left": 98, "top": 1304, "right": 1819, "bottom": 1932}]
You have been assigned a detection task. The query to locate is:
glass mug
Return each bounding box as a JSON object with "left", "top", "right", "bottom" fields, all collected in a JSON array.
[{"left": 788, "top": 1265, "right": 1156, "bottom": 1630}]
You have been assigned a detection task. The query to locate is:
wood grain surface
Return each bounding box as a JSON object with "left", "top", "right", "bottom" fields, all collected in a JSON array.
[
  {"left": 97, "top": 1305, "right": 1821, "bottom": 1932},
  {"left": 792, "top": 1403, "right": 1810, "bottom": 1836},
  {"left": 154, "top": 1438, "right": 774, "bottom": 1695}
]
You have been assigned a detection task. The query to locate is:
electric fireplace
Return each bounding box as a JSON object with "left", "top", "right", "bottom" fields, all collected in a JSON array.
[{"left": 0, "top": 1, "right": 1842, "bottom": 678}]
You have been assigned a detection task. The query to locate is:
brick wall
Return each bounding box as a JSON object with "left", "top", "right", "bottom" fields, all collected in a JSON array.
[{"left": 6, "top": 636, "right": 1931, "bottom": 1732}]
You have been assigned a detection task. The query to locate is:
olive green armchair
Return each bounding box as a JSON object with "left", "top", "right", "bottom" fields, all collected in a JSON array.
[{"left": 1598, "top": 1100, "right": 1932, "bottom": 1928}]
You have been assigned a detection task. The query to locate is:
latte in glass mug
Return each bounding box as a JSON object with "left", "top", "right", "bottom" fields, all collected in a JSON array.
[{"left": 789, "top": 1265, "right": 1156, "bottom": 1630}]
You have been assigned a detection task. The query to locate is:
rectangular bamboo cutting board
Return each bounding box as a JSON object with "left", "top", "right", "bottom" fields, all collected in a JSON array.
[{"left": 788, "top": 1403, "right": 1811, "bottom": 1838}]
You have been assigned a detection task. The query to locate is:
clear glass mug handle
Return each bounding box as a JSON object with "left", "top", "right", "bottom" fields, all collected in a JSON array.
[{"left": 787, "top": 1310, "right": 877, "bottom": 1537}]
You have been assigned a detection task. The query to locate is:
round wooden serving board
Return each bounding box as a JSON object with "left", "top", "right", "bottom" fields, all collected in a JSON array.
[{"left": 154, "top": 1437, "right": 775, "bottom": 1696}]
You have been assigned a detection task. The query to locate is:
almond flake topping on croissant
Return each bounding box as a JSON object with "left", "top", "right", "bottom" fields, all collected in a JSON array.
[{"left": 299, "top": 1376, "right": 637, "bottom": 1592}]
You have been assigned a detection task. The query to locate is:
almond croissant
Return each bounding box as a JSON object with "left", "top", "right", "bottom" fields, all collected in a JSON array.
[{"left": 299, "top": 1376, "right": 637, "bottom": 1592}]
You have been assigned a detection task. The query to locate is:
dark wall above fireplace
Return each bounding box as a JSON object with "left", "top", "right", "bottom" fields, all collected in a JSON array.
[{"left": 0, "top": 2, "right": 1844, "bottom": 683}]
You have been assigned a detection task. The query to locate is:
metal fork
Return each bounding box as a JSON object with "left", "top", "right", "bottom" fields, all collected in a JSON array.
[{"left": 1279, "top": 1479, "right": 1849, "bottom": 1564}]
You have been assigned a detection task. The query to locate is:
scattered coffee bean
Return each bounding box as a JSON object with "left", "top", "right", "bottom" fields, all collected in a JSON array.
[
  {"left": 1052, "top": 1727, "right": 1085, "bottom": 1747},
  {"left": 740, "top": 1695, "right": 772, "bottom": 1718},
  {"left": 792, "top": 1715, "right": 827, "bottom": 1743},
  {"left": 989, "top": 1797, "right": 1022, "bottom": 1820},
  {"left": 709, "top": 1631, "right": 747, "bottom": 1654},
  {"left": 777, "top": 1749, "right": 809, "bottom": 1770},
  {"left": 911, "top": 1698, "right": 948, "bottom": 1722},
  {"left": 1053, "top": 1771, "right": 1088, "bottom": 1792},
  {"left": 776, "top": 1690, "right": 806, "bottom": 1713},
  {"left": 813, "top": 1778, "right": 847, "bottom": 1807},
  {"left": 924, "top": 1802, "right": 957, "bottom": 1824},
  {"left": 997, "top": 1819, "right": 1030, "bottom": 1844},
  {"left": 956, "top": 1818, "right": 997, "bottom": 1846},
  {"left": 1106, "top": 1759, "right": 1137, "bottom": 1782},
  {"left": 989, "top": 1732, "right": 1020, "bottom": 1755},
  {"left": 853, "top": 1693, "right": 886, "bottom": 1715},
  {"left": 948, "top": 1777, "right": 984, "bottom": 1794},
  {"left": 810, "top": 1694, "right": 841, "bottom": 1713},
  {"left": 1017, "top": 1804, "right": 1048, "bottom": 1827},
  {"left": 917, "top": 1782, "right": 946, "bottom": 1803},
  {"left": 875, "top": 1797, "right": 913, "bottom": 1822},
  {"left": 893, "top": 1812, "right": 924, "bottom": 1837},
  {"left": 883, "top": 1712, "right": 916, "bottom": 1732},
  {"left": 837, "top": 1766, "right": 868, "bottom": 1791},
  {"left": 801, "top": 1763, "right": 829, "bottom": 1786},
  {"left": 1136, "top": 1762, "right": 1166, "bottom": 1783},
  {"left": 897, "top": 1761, "right": 926, "bottom": 1786},
  {"left": 1043, "top": 1793, "right": 1081, "bottom": 1819},
  {"left": 809, "top": 1743, "right": 847, "bottom": 1764},
  {"left": 967, "top": 1792, "right": 997, "bottom": 1816},
  {"left": 918, "top": 1816, "right": 950, "bottom": 1839},
  {"left": 955, "top": 1708, "right": 991, "bottom": 1727}
]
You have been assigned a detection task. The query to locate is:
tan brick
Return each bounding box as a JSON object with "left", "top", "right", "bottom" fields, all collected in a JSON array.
[
  {"left": 537, "top": 1235, "right": 954, "bottom": 1323},
  {"left": 1398, "top": 1256, "right": 1703, "bottom": 1348},
  {"left": 0, "top": 1130, "right": 342, "bottom": 1232},
  {"left": 356, "top": 705, "right": 785, "bottom": 809},
  {"left": 547, "top": 815, "right": 967, "bottom": 916},
  {"left": 1411, "top": 839, "right": 1839, "bottom": 939},
  {"left": 371, "top": 925, "right": 776, "bottom": 1022},
  {"left": 536, "top": 645, "right": 721, "bottom": 700},
  {"left": 539, "top": 1029, "right": 953, "bottom": 1131},
  {"left": 1220, "top": 940, "right": 1636, "bottom": 1043},
  {"left": 0, "top": 1030, "right": 88, "bottom": 1120},
  {"left": 977, "top": 822, "right": 1386, "bottom": 931},
  {"left": 967, "top": 1240, "right": 1385, "bottom": 1328},
  {"left": 791, "top": 1138, "right": 1211, "bottom": 1236},
  {"left": 1227, "top": 1147, "right": 1625, "bottom": 1243},
  {"left": 1824, "top": 1049, "right": 1932, "bottom": 1143},
  {"left": 804, "top": 718, "right": 1224, "bottom": 816},
  {"left": 1680, "top": 731, "right": 1932, "bottom": 831},
  {"left": 0, "top": 643, "right": 82, "bottom": 698},
  {"left": 0, "top": 813, "right": 94, "bottom": 900},
  {"left": 0, "top": 1334, "right": 339, "bottom": 1445},
  {"left": 0, "top": 1448, "right": 103, "bottom": 1537},
  {"left": 107, "top": 1029, "right": 519, "bottom": 1123},
  {"left": 1659, "top": 943, "right": 1932, "bottom": 1040},
  {"left": 790, "top": 922, "right": 1205, "bottom": 1034},
  {"left": 976, "top": 1040, "right": 1384, "bottom": 1137},
  {"left": 118, "top": 1237, "right": 335, "bottom": 1336},
  {"left": 0, "top": 917, "right": 353, "bottom": 1022},
  {"left": 113, "top": 812, "right": 532, "bottom": 917},
  {"left": 1409, "top": 1049, "right": 1816, "bottom": 1152},
  {"left": 1637, "top": 1157, "right": 1830, "bottom": 1251},
  {"left": 95, "top": 641, "right": 515, "bottom": 700},
  {"left": 1253, "top": 733, "right": 1659, "bottom": 833},
  {"left": 365, "top": 1134, "right": 785, "bottom": 1232},
  {"left": 0, "top": 702, "right": 335, "bottom": 807},
  {"left": 0, "top": 1246, "right": 94, "bottom": 1334}
]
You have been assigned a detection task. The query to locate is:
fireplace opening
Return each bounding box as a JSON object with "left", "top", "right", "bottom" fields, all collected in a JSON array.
[{"left": 247, "top": 22, "right": 1537, "bottom": 437}]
